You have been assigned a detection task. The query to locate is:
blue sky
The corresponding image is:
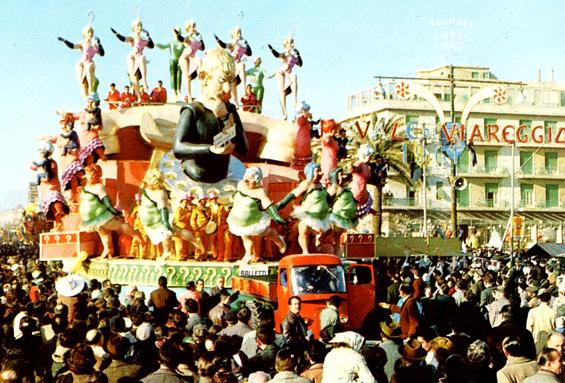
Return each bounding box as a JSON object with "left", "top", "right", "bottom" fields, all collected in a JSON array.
[{"left": 1, "top": 0, "right": 565, "bottom": 210}]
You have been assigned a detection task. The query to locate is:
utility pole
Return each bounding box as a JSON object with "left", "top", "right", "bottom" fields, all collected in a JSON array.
[{"left": 449, "top": 65, "right": 457, "bottom": 236}]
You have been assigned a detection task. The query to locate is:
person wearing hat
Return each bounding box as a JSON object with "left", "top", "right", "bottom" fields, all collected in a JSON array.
[
  {"left": 104, "top": 334, "right": 144, "bottom": 383},
  {"left": 55, "top": 274, "right": 86, "bottom": 324},
  {"left": 321, "top": 331, "right": 376, "bottom": 383},
  {"left": 391, "top": 339, "right": 433, "bottom": 383},
  {"left": 190, "top": 192, "right": 210, "bottom": 261},
  {"left": 173, "top": 193, "right": 194, "bottom": 260},
  {"left": 379, "top": 319, "right": 402, "bottom": 381},
  {"left": 128, "top": 192, "right": 151, "bottom": 259},
  {"left": 205, "top": 188, "right": 221, "bottom": 260}
]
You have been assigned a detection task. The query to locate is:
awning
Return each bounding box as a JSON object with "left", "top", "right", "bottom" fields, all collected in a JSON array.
[
  {"left": 387, "top": 209, "right": 565, "bottom": 225},
  {"left": 524, "top": 243, "right": 565, "bottom": 258}
]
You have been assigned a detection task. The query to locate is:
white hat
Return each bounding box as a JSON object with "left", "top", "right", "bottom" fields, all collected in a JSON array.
[
  {"left": 55, "top": 275, "right": 86, "bottom": 297},
  {"left": 136, "top": 322, "right": 154, "bottom": 341},
  {"left": 31, "top": 270, "right": 42, "bottom": 279}
]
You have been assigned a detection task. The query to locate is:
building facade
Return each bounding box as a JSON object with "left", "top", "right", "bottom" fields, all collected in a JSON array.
[{"left": 344, "top": 65, "right": 565, "bottom": 245}]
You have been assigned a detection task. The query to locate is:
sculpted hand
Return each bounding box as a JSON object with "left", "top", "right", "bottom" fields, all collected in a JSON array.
[{"left": 209, "top": 142, "right": 235, "bottom": 155}]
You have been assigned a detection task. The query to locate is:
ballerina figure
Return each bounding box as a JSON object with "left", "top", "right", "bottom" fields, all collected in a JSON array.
[
  {"left": 79, "top": 164, "right": 143, "bottom": 259},
  {"left": 268, "top": 36, "right": 302, "bottom": 119},
  {"left": 175, "top": 21, "right": 205, "bottom": 102},
  {"left": 227, "top": 166, "right": 287, "bottom": 264},
  {"left": 215, "top": 27, "right": 252, "bottom": 107},
  {"left": 111, "top": 19, "right": 154, "bottom": 99},
  {"left": 58, "top": 23, "right": 105, "bottom": 98},
  {"left": 138, "top": 170, "right": 202, "bottom": 261}
]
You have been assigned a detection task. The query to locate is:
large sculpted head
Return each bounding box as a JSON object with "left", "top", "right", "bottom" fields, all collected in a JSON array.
[{"left": 199, "top": 48, "right": 236, "bottom": 100}]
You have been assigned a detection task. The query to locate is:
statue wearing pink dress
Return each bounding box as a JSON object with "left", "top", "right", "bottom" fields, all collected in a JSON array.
[
  {"left": 320, "top": 119, "right": 339, "bottom": 185},
  {"left": 291, "top": 102, "right": 313, "bottom": 178}
]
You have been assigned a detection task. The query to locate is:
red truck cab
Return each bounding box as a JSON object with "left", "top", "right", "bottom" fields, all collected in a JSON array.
[{"left": 232, "top": 254, "right": 377, "bottom": 338}]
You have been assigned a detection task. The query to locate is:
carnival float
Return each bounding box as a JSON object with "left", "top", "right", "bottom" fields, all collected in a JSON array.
[{"left": 36, "top": 12, "right": 454, "bottom": 291}]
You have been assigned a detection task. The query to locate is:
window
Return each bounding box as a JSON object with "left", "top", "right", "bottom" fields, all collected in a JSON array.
[
  {"left": 457, "top": 187, "right": 469, "bottom": 207},
  {"left": 485, "top": 183, "right": 498, "bottom": 207},
  {"left": 457, "top": 149, "right": 469, "bottom": 173},
  {"left": 519, "top": 120, "right": 532, "bottom": 138},
  {"left": 484, "top": 150, "right": 498, "bottom": 173},
  {"left": 519, "top": 151, "right": 533, "bottom": 175},
  {"left": 347, "top": 266, "right": 372, "bottom": 285},
  {"left": 545, "top": 152, "right": 558, "bottom": 175},
  {"left": 406, "top": 186, "right": 416, "bottom": 206},
  {"left": 482, "top": 72, "right": 489, "bottom": 79},
  {"left": 436, "top": 182, "right": 443, "bottom": 200},
  {"left": 560, "top": 92, "right": 565, "bottom": 107},
  {"left": 471, "top": 72, "right": 479, "bottom": 79},
  {"left": 484, "top": 118, "right": 497, "bottom": 137},
  {"left": 545, "top": 121, "right": 557, "bottom": 142},
  {"left": 291, "top": 265, "right": 346, "bottom": 295},
  {"left": 444, "top": 93, "right": 451, "bottom": 102},
  {"left": 520, "top": 184, "right": 533, "bottom": 207},
  {"left": 546, "top": 184, "right": 559, "bottom": 208}
]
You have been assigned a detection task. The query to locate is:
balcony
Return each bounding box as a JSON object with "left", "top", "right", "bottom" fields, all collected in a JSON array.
[
  {"left": 383, "top": 198, "right": 419, "bottom": 208},
  {"left": 457, "top": 166, "right": 509, "bottom": 178},
  {"left": 517, "top": 167, "right": 563, "bottom": 180},
  {"left": 472, "top": 198, "right": 509, "bottom": 209}
]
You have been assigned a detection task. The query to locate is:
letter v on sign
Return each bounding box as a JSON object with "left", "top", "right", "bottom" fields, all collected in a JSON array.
[{"left": 355, "top": 121, "right": 371, "bottom": 140}]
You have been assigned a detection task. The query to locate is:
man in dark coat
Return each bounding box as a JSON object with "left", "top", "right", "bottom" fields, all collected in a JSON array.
[
  {"left": 148, "top": 276, "right": 178, "bottom": 326},
  {"left": 281, "top": 296, "right": 309, "bottom": 356}
]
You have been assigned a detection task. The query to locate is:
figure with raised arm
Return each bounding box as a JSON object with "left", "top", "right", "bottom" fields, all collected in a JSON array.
[
  {"left": 156, "top": 28, "right": 185, "bottom": 98},
  {"left": 79, "top": 164, "right": 143, "bottom": 259},
  {"left": 245, "top": 57, "right": 267, "bottom": 113},
  {"left": 62, "top": 94, "right": 105, "bottom": 167},
  {"left": 268, "top": 35, "right": 302, "bottom": 119},
  {"left": 215, "top": 27, "right": 252, "bottom": 107},
  {"left": 173, "top": 48, "right": 248, "bottom": 183},
  {"left": 175, "top": 21, "right": 205, "bottom": 102},
  {"left": 58, "top": 23, "right": 105, "bottom": 98},
  {"left": 139, "top": 170, "right": 202, "bottom": 261},
  {"left": 276, "top": 162, "right": 331, "bottom": 254},
  {"left": 327, "top": 168, "right": 358, "bottom": 256},
  {"left": 30, "top": 141, "right": 70, "bottom": 232},
  {"left": 227, "top": 166, "right": 286, "bottom": 264},
  {"left": 111, "top": 19, "right": 154, "bottom": 98}
]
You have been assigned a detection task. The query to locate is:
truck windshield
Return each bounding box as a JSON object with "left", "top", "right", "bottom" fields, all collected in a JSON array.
[{"left": 290, "top": 265, "right": 346, "bottom": 295}]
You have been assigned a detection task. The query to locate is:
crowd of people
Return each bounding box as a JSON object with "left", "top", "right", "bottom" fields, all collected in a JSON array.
[
  {"left": 1, "top": 238, "right": 565, "bottom": 382},
  {"left": 104, "top": 81, "right": 168, "bottom": 110}
]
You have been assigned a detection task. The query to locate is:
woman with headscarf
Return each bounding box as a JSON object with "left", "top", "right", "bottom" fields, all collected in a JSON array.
[{"left": 321, "top": 331, "right": 376, "bottom": 383}]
